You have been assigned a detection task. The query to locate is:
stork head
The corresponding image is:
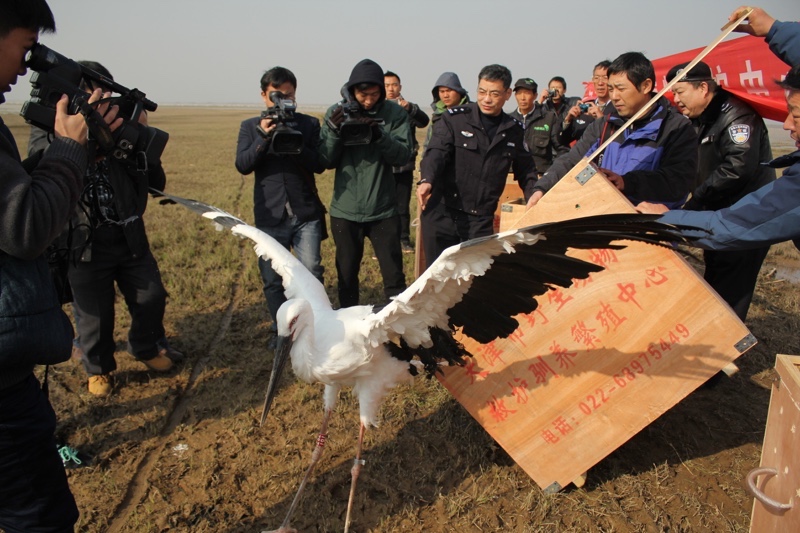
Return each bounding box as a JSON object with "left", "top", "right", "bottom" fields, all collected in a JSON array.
[{"left": 260, "top": 299, "right": 312, "bottom": 426}]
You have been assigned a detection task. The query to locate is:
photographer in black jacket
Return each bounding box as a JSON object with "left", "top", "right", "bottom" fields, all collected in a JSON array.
[
  {"left": 235, "top": 66, "right": 325, "bottom": 346},
  {"left": 0, "top": 1, "right": 122, "bottom": 529},
  {"left": 29, "top": 60, "right": 182, "bottom": 397}
]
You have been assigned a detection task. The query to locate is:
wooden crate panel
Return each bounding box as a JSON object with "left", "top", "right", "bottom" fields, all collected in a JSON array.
[
  {"left": 438, "top": 166, "right": 754, "bottom": 491},
  {"left": 749, "top": 354, "right": 800, "bottom": 532},
  {"left": 494, "top": 176, "right": 524, "bottom": 232}
]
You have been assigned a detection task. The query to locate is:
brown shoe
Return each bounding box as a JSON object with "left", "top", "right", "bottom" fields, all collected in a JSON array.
[
  {"left": 141, "top": 351, "right": 174, "bottom": 372},
  {"left": 157, "top": 343, "right": 185, "bottom": 363},
  {"left": 88, "top": 374, "right": 113, "bottom": 397}
]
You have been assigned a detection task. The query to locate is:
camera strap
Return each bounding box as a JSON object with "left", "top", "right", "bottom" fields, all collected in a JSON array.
[{"left": 78, "top": 98, "right": 115, "bottom": 153}]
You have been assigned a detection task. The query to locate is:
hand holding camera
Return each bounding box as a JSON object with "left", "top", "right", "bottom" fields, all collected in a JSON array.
[
  {"left": 326, "top": 105, "right": 346, "bottom": 133},
  {"left": 356, "top": 116, "right": 383, "bottom": 141},
  {"left": 329, "top": 86, "right": 382, "bottom": 146},
  {"left": 54, "top": 88, "right": 122, "bottom": 146},
  {"left": 259, "top": 91, "right": 304, "bottom": 154},
  {"left": 21, "top": 43, "right": 168, "bottom": 165}
]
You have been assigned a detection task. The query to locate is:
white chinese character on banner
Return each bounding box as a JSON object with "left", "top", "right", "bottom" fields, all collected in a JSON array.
[
  {"left": 714, "top": 65, "right": 728, "bottom": 88},
  {"left": 740, "top": 59, "right": 769, "bottom": 96}
]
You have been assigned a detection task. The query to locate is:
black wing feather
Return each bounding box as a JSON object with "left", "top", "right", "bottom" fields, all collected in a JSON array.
[{"left": 450, "top": 213, "right": 700, "bottom": 342}]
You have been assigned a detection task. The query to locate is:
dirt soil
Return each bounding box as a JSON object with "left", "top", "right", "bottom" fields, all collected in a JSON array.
[
  {"left": 47, "top": 242, "right": 800, "bottom": 533},
  {"left": 7, "top": 109, "right": 798, "bottom": 532}
]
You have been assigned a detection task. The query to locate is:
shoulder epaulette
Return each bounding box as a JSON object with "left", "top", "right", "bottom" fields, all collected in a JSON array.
[
  {"left": 511, "top": 117, "right": 524, "bottom": 128},
  {"left": 447, "top": 106, "right": 471, "bottom": 115}
]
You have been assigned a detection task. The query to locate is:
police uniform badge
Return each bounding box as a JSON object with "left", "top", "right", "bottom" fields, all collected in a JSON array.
[{"left": 728, "top": 124, "right": 750, "bottom": 145}]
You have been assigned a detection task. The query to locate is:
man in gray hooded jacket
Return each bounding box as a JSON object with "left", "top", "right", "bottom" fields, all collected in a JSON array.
[{"left": 424, "top": 72, "right": 470, "bottom": 149}]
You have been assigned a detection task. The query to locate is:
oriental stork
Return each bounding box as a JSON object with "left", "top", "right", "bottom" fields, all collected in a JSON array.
[{"left": 157, "top": 191, "right": 696, "bottom": 533}]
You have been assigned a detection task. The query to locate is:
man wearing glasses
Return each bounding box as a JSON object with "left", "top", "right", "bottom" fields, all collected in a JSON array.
[
  {"left": 417, "top": 64, "right": 538, "bottom": 263},
  {"left": 558, "top": 60, "right": 613, "bottom": 145}
]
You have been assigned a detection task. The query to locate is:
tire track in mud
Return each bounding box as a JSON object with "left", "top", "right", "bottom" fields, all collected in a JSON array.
[{"left": 107, "top": 177, "right": 249, "bottom": 532}]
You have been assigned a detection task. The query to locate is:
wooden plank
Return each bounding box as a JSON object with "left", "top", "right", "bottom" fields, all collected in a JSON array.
[
  {"left": 438, "top": 170, "right": 754, "bottom": 491},
  {"left": 750, "top": 354, "right": 800, "bottom": 532},
  {"left": 494, "top": 175, "right": 523, "bottom": 233}
]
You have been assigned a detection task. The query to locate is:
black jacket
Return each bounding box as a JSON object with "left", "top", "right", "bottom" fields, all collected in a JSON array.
[
  {"left": 392, "top": 100, "right": 430, "bottom": 174},
  {"left": 683, "top": 89, "right": 775, "bottom": 211},
  {"left": 420, "top": 103, "right": 537, "bottom": 216},
  {"left": 235, "top": 112, "right": 325, "bottom": 227},
  {"left": 509, "top": 105, "right": 565, "bottom": 174},
  {"left": 554, "top": 101, "right": 615, "bottom": 146},
  {"left": 542, "top": 96, "right": 580, "bottom": 123},
  {"left": 0, "top": 119, "right": 86, "bottom": 389},
  {"left": 69, "top": 157, "right": 165, "bottom": 262},
  {"left": 27, "top": 125, "right": 166, "bottom": 262}
]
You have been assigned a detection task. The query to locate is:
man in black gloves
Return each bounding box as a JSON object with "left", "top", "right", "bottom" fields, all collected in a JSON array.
[{"left": 318, "top": 59, "right": 413, "bottom": 307}]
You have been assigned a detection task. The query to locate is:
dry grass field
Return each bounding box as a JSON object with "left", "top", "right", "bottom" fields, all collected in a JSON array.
[{"left": 4, "top": 106, "right": 800, "bottom": 532}]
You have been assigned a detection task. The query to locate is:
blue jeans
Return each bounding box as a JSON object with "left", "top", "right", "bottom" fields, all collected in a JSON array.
[{"left": 258, "top": 217, "right": 324, "bottom": 331}]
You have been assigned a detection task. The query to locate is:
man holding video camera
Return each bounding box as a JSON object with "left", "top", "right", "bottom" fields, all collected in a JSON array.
[
  {"left": 27, "top": 59, "right": 181, "bottom": 398},
  {"left": 0, "top": 1, "right": 122, "bottom": 530},
  {"left": 235, "top": 66, "right": 325, "bottom": 346},
  {"left": 319, "top": 58, "right": 413, "bottom": 308}
]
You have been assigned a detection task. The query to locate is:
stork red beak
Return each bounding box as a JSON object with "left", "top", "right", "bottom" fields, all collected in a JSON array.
[{"left": 260, "top": 334, "right": 294, "bottom": 426}]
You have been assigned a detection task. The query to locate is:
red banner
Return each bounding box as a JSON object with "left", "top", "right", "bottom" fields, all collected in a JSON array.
[{"left": 582, "top": 35, "right": 791, "bottom": 123}]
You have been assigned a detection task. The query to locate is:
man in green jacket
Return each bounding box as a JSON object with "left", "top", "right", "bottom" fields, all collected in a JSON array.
[{"left": 319, "top": 59, "right": 413, "bottom": 307}]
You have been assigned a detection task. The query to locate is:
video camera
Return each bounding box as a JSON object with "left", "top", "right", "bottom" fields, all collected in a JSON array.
[
  {"left": 260, "top": 91, "right": 304, "bottom": 155},
  {"left": 20, "top": 43, "right": 168, "bottom": 166},
  {"left": 338, "top": 86, "right": 381, "bottom": 146}
]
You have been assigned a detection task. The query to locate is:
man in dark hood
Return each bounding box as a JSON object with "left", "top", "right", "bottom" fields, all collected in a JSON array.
[
  {"left": 318, "top": 59, "right": 413, "bottom": 308},
  {"left": 424, "top": 71, "right": 470, "bottom": 148}
]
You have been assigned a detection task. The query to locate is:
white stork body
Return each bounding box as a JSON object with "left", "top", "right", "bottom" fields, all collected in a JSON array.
[
  {"left": 159, "top": 192, "right": 696, "bottom": 533},
  {"left": 278, "top": 299, "right": 413, "bottom": 427}
]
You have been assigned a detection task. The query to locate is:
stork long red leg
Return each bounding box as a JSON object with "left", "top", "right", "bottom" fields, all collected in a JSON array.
[
  {"left": 343, "top": 422, "right": 366, "bottom": 533},
  {"left": 266, "top": 408, "right": 333, "bottom": 533}
]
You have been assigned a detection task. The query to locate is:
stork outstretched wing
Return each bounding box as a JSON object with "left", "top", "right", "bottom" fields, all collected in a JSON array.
[
  {"left": 365, "top": 214, "right": 697, "bottom": 348},
  {"left": 155, "top": 190, "right": 698, "bottom": 356},
  {"left": 153, "top": 190, "right": 331, "bottom": 312}
]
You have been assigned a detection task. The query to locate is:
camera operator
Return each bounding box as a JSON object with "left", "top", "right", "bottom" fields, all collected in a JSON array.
[
  {"left": 319, "top": 58, "right": 413, "bottom": 308},
  {"left": 28, "top": 60, "right": 182, "bottom": 398},
  {"left": 235, "top": 66, "right": 325, "bottom": 348},
  {"left": 0, "top": 1, "right": 122, "bottom": 530},
  {"left": 539, "top": 76, "right": 579, "bottom": 123},
  {"left": 557, "top": 61, "right": 614, "bottom": 146}
]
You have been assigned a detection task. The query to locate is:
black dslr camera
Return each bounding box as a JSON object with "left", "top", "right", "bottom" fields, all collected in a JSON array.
[
  {"left": 20, "top": 43, "right": 168, "bottom": 166},
  {"left": 338, "top": 86, "right": 381, "bottom": 146},
  {"left": 546, "top": 88, "right": 558, "bottom": 100},
  {"left": 260, "top": 91, "right": 304, "bottom": 155}
]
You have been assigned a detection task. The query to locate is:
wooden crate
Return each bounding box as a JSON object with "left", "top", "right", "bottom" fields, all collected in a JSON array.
[
  {"left": 499, "top": 198, "right": 527, "bottom": 233},
  {"left": 494, "top": 175, "right": 524, "bottom": 232},
  {"left": 437, "top": 164, "right": 754, "bottom": 492},
  {"left": 748, "top": 354, "right": 800, "bottom": 531}
]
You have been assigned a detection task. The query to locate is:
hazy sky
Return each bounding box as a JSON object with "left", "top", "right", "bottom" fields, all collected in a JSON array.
[{"left": 5, "top": 0, "right": 797, "bottom": 112}]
